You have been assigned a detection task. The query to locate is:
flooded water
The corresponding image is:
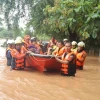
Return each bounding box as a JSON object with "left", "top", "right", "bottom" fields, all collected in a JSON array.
[{"left": 0, "top": 47, "right": 100, "bottom": 100}]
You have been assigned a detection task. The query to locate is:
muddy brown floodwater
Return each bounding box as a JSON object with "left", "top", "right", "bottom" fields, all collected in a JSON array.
[{"left": 0, "top": 47, "right": 100, "bottom": 100}]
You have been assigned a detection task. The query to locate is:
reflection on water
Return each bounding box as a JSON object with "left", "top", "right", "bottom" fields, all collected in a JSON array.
[{"left": 0, "top": 47, "right": 100, "bottom": 100}]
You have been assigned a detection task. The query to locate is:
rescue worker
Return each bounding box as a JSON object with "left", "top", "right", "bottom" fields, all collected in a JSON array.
[
  {"left": 11, "top": 39, "right": 27, "bottom": 70},
  {"left": 55, "top": 42, "right": 76, "bottom": 76},
  {"left": 6, "top": 40, "right": 14, "bottom": 66},
  {"left": 75, "top": 41, "right": 87, "bottom": 70},
  {"left": 16, "top": 36, "right": 28, "bottom": 52},
  {"left": 53, "top": 41, "right": 65, "bottom": 57},
  {"left": 11, "top": 40, "right": 15, "bottom": 49},
  {"left": 71, "top": 41, "right": 77, "bottom": 52},
  {"left": 63, "top": 38, "right": 68, "bottom": 45}
]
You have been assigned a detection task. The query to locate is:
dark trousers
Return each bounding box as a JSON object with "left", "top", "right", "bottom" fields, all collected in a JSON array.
[{"left": 7, "top": 59, "right": 11, "bottom": 66}]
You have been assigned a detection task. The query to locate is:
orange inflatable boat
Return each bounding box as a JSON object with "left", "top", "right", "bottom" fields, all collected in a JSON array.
[{"left": 25, "top": 53, "right": 61, "bottom": 72}]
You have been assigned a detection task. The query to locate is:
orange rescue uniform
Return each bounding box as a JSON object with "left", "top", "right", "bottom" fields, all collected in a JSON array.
[
  {"left": 61, "top": 52, "right": 76, "bottom": 76},
  {"left": 11, "top": 47, "right": 26, "bottom": 69},
  {"left": 53, "top": 47, "right": 65, "bottom": 56},
  {"left": 75, "top": 50, "right": 87, "bottom": 70}
]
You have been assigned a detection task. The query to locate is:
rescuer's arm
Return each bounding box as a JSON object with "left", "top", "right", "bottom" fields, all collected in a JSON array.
[{"left": 55, "top": 55, "right": 74, "bottom": 64}]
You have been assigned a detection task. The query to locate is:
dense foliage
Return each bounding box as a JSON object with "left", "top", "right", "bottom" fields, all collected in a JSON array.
[
  {"left": 43, "top": 0, "right": 100, "bottom": 41},
  {"left": 0, "top": 0, "right": 100, "bottom": 47}
]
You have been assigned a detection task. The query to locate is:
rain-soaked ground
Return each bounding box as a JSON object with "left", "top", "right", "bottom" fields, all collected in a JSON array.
[{"left": 0, "top": 47, "right": 100, "bottom": 100}]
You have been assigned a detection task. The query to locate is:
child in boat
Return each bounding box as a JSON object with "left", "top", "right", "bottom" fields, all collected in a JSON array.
[
  {"left": 47, "top": 42, "right": 57, "bottom": 55},
  {"left": 28, "top": 38, "right": 43, "bottom": 54}
]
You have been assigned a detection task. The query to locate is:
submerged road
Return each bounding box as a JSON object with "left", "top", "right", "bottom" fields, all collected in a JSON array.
[{"left": 0, "top": 47, "right": 100, "bottom": 100}]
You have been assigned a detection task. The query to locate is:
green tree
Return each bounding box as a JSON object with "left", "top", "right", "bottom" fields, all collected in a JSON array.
[
  {"left": 0, "top": 0, "right": 33, "bottom": 38},
  {"left": 0, "top": 0, "right": 54, "bottom": 38},
  {"left": 27, "top": 0, "right": 54, "bottom": 35},
  {"left": 43, "top": 0, "right": 100, "bottom": 41}
]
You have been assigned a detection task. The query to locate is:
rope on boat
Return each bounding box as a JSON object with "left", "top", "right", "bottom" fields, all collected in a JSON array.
[
  {"left": 29, "top": 53, "right": 54, "bottom": 62},
  {"left": 29, "top": 55, "right": 42, "bottom": 67},
  {"left": 29, "top": 55, "right": 47, "bottom": 71}
]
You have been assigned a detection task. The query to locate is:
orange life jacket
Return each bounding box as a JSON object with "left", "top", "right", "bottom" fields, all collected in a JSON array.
[
  {"left": 61, "top": 52, "right": 76, "bottom": 75},
  {"left": 53, "top": 47, "right": 65, "bottom": 56},
  {"left": 75, "top": 50, "right": 87, "bottom": 67},
  {"left": 11, "top": 47, "right": 26, "bottom": 68}
]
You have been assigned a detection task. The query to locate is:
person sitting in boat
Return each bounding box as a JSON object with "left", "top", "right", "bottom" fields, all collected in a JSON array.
[
  {"left": 47, "top": 42, "right": 57, "bottom": 55},
  {"left": 50, "top": 37, "right": 57, "bottom": 44},
  {"left": 11, "top": 39, "right": 27, "bottom": 70},
  {"left": 23, "top": 35, "right": 31, "bottom": 49},
  {"left": 75, "top": 41, "right": 87, "bottom": 70},
  {"left": 37, "top": 40, "right": 44, "bottom": 53},
  {"left": 71, "top": 41, "right": 77, "bottom": 52},
  {"left": 28, "top": 38, "right": 43, "bottom": 54},
  {"left": 42, "top": 41, "right": 49, "bottom": 54},
  {"left": 63, "top": 38, "right": 68, "bottom": 45},
  {"left": 55, "top": 42, "right": 76, "bottom": 76},
  {"left": 6, "top": 40, "right": 15, "bottom": 66},
  {"left": 53, "top": 41, "right": 65, "bottom": 57},
  {"left": 48, "top": 37, "right": 57, "bottom": 48}
]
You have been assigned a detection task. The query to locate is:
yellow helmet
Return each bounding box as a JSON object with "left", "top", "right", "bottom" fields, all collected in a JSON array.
[
  {"left": 78, "top": 41, "right": 85, "bottom": 47},
  {"left": 15, "top": 39, "right": 22, "bottom": 44}
]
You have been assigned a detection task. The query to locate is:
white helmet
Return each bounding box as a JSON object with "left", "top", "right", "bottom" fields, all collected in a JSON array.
[
  {"left": 31, "top": 37, "right": 35, "bottom": 40},
  {"left": 15, "top": 39, "right": 22, "bottom": 44},
  {"left": 72, "top": 41, "right": 77, "bottom": 45},
  {"left": 7, "top": 40, "right": 12, "bottom": 44},
  {"left": 31, "top": 37, "right": 37, "bottom": 40},
  {"left": 10, "top": 40, "right": 15, "bottom": 44},
  {"left": 16, "top": 36, "right": 22, "bottom": 41},
  {"left": 78, "top": 41, "right": 85, "bottom": 47},
  {"left": 63, "top": 38, "right": 68, "bottom": 42}
]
